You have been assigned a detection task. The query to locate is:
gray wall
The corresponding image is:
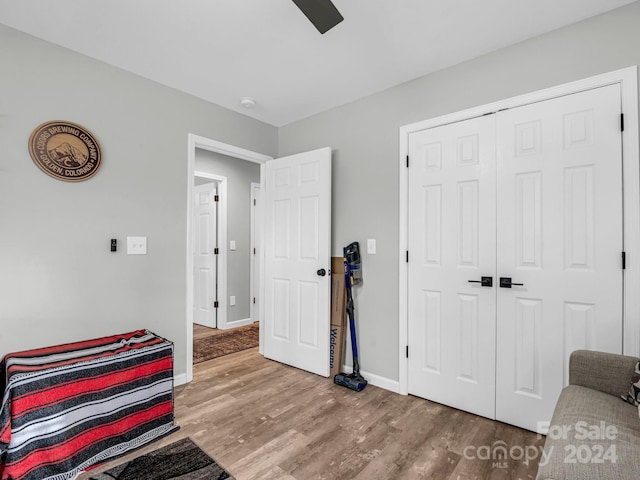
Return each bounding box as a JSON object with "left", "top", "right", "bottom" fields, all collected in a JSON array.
[
  {"left": 278, "top": 2, "right": 640, "bottom": 382},
  {"left": 3, "top": 1, "right": 640, "bottom": 387},
  {"left": 0, "top": 24, "right": 277, "bottom": 378},
  {"left": 194, "top": 150, "right": 260, "bottom": 323}
]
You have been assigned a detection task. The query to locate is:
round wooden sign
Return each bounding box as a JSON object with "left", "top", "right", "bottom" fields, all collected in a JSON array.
[{"left": 29, "top": 120, "right": 102, "bottom": 182}]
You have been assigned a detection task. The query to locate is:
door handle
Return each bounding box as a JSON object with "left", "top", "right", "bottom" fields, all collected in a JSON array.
[
  {"left": 316, "top": 268, "right": 327, "bottom": 277},
  {"left": 499, "top": 277, "right": 524, "bottom": 288},
  {"left": 468, "top": 276, "right": 493, "bottom": 287}
]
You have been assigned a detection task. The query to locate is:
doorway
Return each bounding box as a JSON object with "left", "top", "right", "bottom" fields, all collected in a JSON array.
[
  {"left": 191, "top": 151, "right": 261, "bottom": 361},
  {"left": 186, "top": 135, "right": 271, "bottom": 383},
  {"left": 186, "top": 136, "right": 333, "bottom": 382}
]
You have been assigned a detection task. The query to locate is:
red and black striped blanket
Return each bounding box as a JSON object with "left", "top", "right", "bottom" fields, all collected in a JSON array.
[{"left": 0, "top": 330, "right": 176, "bottom": 480}]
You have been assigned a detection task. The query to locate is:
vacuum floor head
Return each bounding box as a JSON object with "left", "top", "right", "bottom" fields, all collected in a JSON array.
[{"left": 334, "top": 372, "right": 367, "bottom": 392}]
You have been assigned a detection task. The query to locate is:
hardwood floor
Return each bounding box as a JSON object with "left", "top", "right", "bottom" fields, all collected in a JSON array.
[
  {"left": 194, "top": 322, "right": 230, "bottom": 340},
  {"left": 82, "top": 349, "right": 544, "bottom": 479}
]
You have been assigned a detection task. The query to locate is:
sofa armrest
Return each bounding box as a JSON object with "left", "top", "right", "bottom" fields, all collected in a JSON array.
[{"left": 569, "top": 350, "right": 638, "bottom": 398}]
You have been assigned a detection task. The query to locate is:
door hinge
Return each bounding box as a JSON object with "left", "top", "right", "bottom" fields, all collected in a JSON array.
[
  {"left": 406, "top": 345, "right": 409, "bottom": 358},
  {"left": 214, "top": 195, "right": 219, "bottom": 202},
  {"left": 621, "top": 113, "right": 625, "bottom": 132},
  {"left": 406, "top": 155, "right": 409, "bottom": 168},
  {"left": 622, "top": 251, "right": 626, "bottom": 269},
  {"left": 253, "top": 199, "right": 256, "bottom": 206},
  {"left": 214, "top": 247, "right": 219, "bottom": 255},
  {"left": 253, "top": 247, "right": 256, "bottom": 255},
  {"left": 253, "top": 297, "right": 256, "bottom": 304},
  {"left": 406, "top": 251, "right": 409, "bottom": 263},
  {"left": 214, "top": 301, "right": 219, "bottom": 308}
]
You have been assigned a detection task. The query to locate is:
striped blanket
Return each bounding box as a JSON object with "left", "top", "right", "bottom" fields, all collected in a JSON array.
[{"left": 0, "top": 330, "right": 176, "bottom": 480}]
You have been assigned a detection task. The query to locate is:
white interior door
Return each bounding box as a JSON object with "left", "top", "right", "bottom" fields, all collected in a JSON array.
[
  {"left": 407, "top": 84, "right": 623, "bottom": 432},
  {"left": 408, "top": 115, "right": 497, "bottom": 418},
  {"left": 263, "top": 147, "right": 332, "bottom": 377},
  {"left": 251, "top": 183, "right": 261, "bottom": 324},
  {"left": 495, "top": 84, "right": 623, "bottom": 432},
  {"left": 193, "top": 182, "right": 219, "bottom": 328}
]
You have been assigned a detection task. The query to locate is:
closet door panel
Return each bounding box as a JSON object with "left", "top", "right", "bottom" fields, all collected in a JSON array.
[
  {"left": 408, "top": 115, "right": 497, "bottom": 419},
  {"left": 495, "top": 84, "right": 623, "bottom": 432},
  {"left": 406, "top": 83, "right": 624, "bottom": 434}
]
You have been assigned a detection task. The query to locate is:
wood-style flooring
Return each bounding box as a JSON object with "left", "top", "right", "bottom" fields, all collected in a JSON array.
[
  {"left": 194, "top": 322, "right": 233, "bottom": 340},
  {"left": 81, "top": 348, "right": 544, "bottom": 480}
]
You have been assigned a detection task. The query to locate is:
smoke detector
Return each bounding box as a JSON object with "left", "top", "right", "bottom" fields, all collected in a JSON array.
[{"left": 240, "top": 97, "right": 256, "bottom": 109}]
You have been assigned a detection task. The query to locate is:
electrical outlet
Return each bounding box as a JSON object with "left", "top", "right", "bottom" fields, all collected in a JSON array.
[
  {"left": 230, "top": 295, "right": 236, "bottom": 306},
  {"left": 230, "top": 240, "right": 236, "bottom": 251},
  {"left": 127, "top": 236, "right": 147, "bottom": 255}
]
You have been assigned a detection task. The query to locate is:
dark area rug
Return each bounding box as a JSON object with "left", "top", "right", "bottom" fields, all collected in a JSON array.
[
  {"left": 193, "top": 323, "right": 259, "bottom": 364},
  {"left": 88, "top": 437, "right": 234, "bottom": 480}
]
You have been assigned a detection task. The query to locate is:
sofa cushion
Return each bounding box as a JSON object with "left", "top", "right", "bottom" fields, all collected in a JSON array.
[
  {"left": 569, "top": 351, "right": 639, "bottom": 398},
  {"left": 537, "top": 385, "right": 640, "bottom": 480}
]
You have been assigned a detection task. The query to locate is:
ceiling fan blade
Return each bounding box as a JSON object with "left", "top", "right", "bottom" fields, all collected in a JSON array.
[{"left": 291, "top": 0, "right": 344, "bottom": 34}]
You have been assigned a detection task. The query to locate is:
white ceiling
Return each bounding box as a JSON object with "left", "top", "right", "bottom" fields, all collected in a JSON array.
[{"left": 1, "top": 0, "right": 636, "bottom": 126}]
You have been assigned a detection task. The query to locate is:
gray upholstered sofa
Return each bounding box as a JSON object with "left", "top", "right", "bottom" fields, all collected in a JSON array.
[{"left": 536, "top": 350, "right": 640, "bottom": 479}]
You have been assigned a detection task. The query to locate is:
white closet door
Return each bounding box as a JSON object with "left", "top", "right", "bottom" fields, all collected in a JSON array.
[
  {"left": 408, "top": 115, "right": 497, "bottom": 419},
  {"left": 495, "top": 84, "right": 623, "bottom": 432},
  {"left": 407, "top": 84, "right": 624, "bottom": 432}
]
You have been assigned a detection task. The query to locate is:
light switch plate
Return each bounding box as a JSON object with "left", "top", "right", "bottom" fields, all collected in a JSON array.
[
  {"left": 230, "top": 295, "right": 236, "bottom": 306},
  {"left": 367, "top": 238, "right": 376, "bottom": 254},
  {"left": 230, "top": 240, "right": 236, "bottom": 251},
  {"left": 127, "top": 236, "right": 147, "bottom": 255}
]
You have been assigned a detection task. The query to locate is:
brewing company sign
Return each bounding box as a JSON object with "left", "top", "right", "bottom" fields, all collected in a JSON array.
[{"left": 29, "top": 121, "right": 102, "bottom": 182}]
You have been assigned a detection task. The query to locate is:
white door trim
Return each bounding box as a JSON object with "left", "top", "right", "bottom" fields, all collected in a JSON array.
[
  {"left": 194, "top": 172, "right": 227, "bottom": 329},
  {"left": 398, "top": 66, "right": 640, "bottom": 395},
  {"left": 186, "top": 134, "right": 272, "bottom": 383}
]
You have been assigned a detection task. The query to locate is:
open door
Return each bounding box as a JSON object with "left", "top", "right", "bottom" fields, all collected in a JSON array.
[
  {"left": 263, "top": 147, "right": 332, "bottom": 377},
  {"left": 193, "top": 182, "right": 219, "bottom": 328}
]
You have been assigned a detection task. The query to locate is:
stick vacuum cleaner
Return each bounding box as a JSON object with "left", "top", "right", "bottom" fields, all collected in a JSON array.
[{"left": 334, "top": 242, "right": 368, "bottom": 392}]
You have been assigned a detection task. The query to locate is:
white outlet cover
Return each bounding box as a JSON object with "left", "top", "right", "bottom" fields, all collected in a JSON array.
[
  {"left": 230, "top": 295, "right": 236, "bottom": 306},
  {"left": 230, "top": 240, "right": 236, "bottom": 251},
  {"left": 127, "top": 236, "right": 147, "bottom": 255}
]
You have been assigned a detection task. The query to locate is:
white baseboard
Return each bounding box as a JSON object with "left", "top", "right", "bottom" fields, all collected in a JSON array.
[
  {"left": 176, "top": 362, "right": 396, "bottom": 392},
  {"left": 340, "top": 364, "right": 400, "bottom": 394},
  {"left": 174, "top": 372, "right": 188, "bottom": 387},
  {"left": 219, "top": 317, "right": 253, "bottom": 329}
]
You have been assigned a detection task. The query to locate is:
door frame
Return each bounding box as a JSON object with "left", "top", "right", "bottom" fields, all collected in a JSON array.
[
  {"left": 186, "top": 134, "right": 271, "bottom": 383},
  {"left": 398, "top": 66, "right": 640, "bottom": 395},
  {"left": 193, "top": 173, "right": 226, "bottom": 329}
]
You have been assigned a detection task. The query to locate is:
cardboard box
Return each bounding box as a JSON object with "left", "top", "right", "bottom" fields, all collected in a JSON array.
[
  {"left": 331, "top": 257, "right": 347, "bottom": 327},
  {"left": 330, "top": 324, "right": 344, "bottom": 379},
  {"left": 330, "top": 257, "right": 347, "bottom": 378}
]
